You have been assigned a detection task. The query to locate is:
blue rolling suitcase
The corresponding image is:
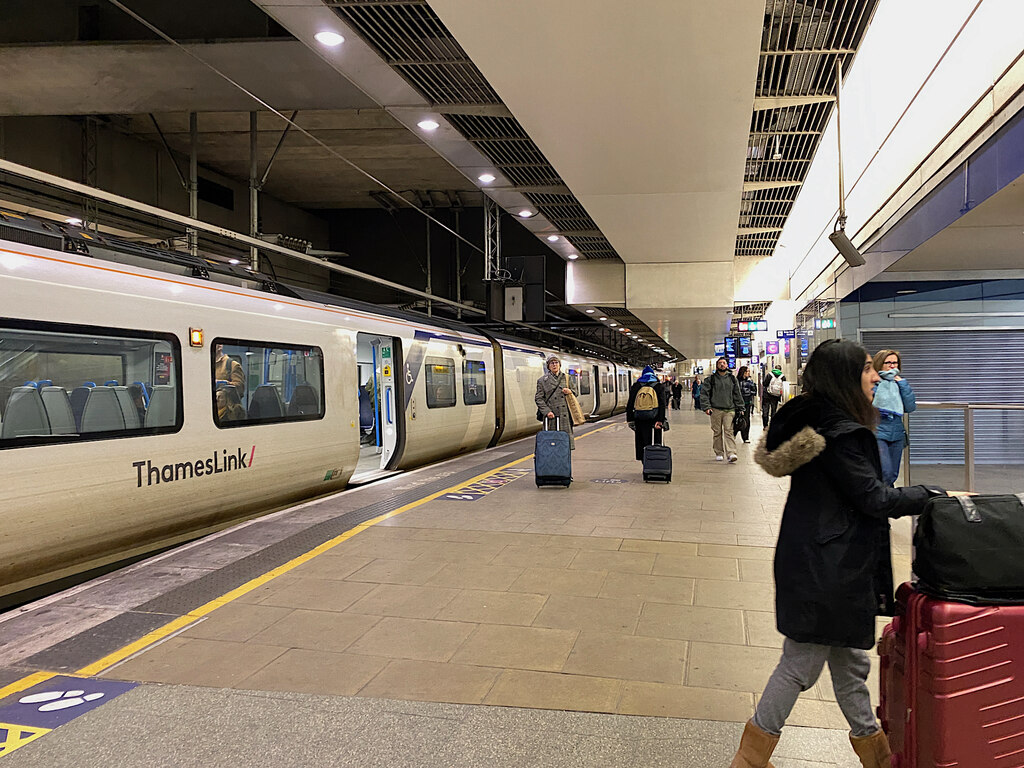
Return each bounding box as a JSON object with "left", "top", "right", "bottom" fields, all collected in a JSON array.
[
  {"left": 535, "top": 417, "right": 572, "bottom": 487},
  {"left": 642, "top": 429, "right": 671, "bottom": 482}
]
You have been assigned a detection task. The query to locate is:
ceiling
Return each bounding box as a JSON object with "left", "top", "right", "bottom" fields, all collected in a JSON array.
[{"left": 0, "top": 0, "right": 886, "bottom": 360}]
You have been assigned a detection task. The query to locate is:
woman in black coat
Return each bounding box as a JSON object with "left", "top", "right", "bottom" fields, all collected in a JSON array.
[{"left": 730, "top": 340, "right": 942, "bottom": 768}]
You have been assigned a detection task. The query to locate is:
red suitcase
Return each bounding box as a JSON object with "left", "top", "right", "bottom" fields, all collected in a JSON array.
[{"left": 879, "top": 582, "right": 1024, "bottom": 767}]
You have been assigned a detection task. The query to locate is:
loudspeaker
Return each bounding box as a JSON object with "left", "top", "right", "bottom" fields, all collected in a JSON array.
[{"left": 828, "top": 229, "right": 866, "bottom": 267}]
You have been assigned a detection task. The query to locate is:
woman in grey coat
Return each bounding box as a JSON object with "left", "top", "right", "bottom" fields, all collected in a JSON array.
[{"left": 535, "top": 355, "right": 578, "bottom": 449}]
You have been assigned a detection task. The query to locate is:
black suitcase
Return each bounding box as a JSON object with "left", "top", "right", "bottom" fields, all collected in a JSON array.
[
  {"left": 535, "top": 417, "right": 572, "bottom": 487},
  {"left": 914, "top": 493, "right": 1024, "bottom": 603},
  {"left": 642, "top": 429, "right": 671, "bottom": 483}
]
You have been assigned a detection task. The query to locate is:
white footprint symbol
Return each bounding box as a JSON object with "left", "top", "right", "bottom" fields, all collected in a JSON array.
[{"left": 19, "top": 690, "right": 105, "bottom": 712}]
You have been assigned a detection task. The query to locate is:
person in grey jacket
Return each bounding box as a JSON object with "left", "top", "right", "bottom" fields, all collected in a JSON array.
[
  {"left": 699, "top": 357, "right": 746, "bottom": 462},
  {"left": 535, "top": 355, "right": 578, "bottom": 449},
  {"left": 871, "top": 349, "right": 917, "bottom": 486}
]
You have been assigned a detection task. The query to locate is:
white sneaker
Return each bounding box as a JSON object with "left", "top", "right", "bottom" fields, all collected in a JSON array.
[
  {"left": 728, "top": 454, "right": 738, "bottom": 463},
  {"left": 716, "top": 455, "right": 724, "bottom": 461}
]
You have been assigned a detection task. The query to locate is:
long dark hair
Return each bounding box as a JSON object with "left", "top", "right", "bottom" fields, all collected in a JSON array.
[
  {"left": 737, "top": 365, "right": 749, "bottom": 380},
  {"left": 802, "top": 339, "right": 877, "bottom": 428}
]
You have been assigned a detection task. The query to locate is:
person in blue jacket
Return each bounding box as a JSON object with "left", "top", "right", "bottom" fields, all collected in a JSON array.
[{"left": 871, "top": 349, "right": 916, "bottom": 486}]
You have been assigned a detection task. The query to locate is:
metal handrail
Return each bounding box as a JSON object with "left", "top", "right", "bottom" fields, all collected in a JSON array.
[{"left": 905, "top": 402, "right": 1024, "bottom": 491}]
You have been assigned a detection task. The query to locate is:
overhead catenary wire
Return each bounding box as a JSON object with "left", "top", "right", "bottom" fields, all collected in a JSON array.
[{"left": 104, "top": 0, "right": 485, "bottom": 258}]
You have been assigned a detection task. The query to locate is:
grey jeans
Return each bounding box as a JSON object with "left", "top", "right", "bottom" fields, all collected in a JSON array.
[{"left": 753, "top": 638, "right": 878, "bottom": 737}]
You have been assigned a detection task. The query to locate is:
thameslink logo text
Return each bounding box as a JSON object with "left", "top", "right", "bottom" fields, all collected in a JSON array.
[{"left": 133, "top": 446, "right": 256, "bottom": 487}]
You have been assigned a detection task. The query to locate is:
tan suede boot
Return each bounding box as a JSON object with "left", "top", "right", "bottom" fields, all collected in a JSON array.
[
  {"left": 850, "top": 729, "right": 892, "bottom": 768},
  {"left": 729, "top": 720, "right": 780, "bottom": 768}
]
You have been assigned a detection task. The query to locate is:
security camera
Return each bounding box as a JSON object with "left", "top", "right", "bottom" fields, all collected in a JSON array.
[{"left": 828, "top": 229, "right": 866, "bottom": 267}]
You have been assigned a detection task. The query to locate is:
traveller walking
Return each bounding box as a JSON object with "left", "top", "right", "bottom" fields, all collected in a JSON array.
[
  {"left": 731, "top": 339, "right": 943, "bottom": 768},
  {"left": 535, "top": 355, "right": 577, "bottom": 450},
  {"left": 691, "top": 376, "right": 702, "bottom": 410},
  {"left": 736, "top": 365, "right": 757, "bottom": 444},
  {"left": 699, "top": 357, "right": 745, "bottom": 462},
  {"left": 625, "top": 365, "right": 666, "bottom": 460},
  {"left": 871, "top": 349, "right": 916, "bottom": 486},
  {"left": 762, "top": 366, "right": 785, "bottom": 428},
  {"left": 671, "top": 379, "right": 683, "bottom": 410}
]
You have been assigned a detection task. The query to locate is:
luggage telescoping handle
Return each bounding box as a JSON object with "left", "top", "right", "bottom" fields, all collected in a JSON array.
[
  {"left": 654, "top": 425, "right": 664, "bottom": 446},
  {"left": 544, "top": 415, "right": 560, "bottom": 431}
]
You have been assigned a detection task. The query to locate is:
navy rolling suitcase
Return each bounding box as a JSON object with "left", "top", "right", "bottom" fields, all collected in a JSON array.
[
  {"left": 642, "top": 429, "right": 671, "bottom": 482},
  {"left": 535, "top": 417, "right": 571, "bottom": 487}
]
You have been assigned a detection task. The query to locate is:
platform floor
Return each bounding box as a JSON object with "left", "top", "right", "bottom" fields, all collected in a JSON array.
[{"left": 0, "top": 409, "right": 911, "bottom": 766}]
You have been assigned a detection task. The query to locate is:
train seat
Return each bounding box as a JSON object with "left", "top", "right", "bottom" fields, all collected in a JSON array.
[
  {"left": 81, "top": 386, "right": 126, "bottom": 432},
  {"left": 113, "top": 386, "right": 141, "bottom": 429},
  {"left": 38, "top": 379, "right": 53, "bottom": 388},
  {"left": 69, "top": 386, "right": 91, "bottom": 430},
  {"left": 358, "top": 388, "right": 374, "bottom": 431},
  {"left": 2, "top": 386, "right": 51, "bottom": 439},
  {"left": 41, "top": 386, "right": 76, "bottom": 435},
  {"left": 287, "top": 383, "right": 319, "bottom": 416},
  {"left": 104, "top": 380, "right": 119, "bottom": 387},
  {"left": 131, "top": 381, "right": 150, "bottom": 408},
  {"left": 144, "top": 385, "right": 176, "bottom": 428},
  {"left": 248, "top": 384, "right": 284, "bottom": 419},
  {"left": 22, "top": 380, "right": 39, "bottom": 389}
]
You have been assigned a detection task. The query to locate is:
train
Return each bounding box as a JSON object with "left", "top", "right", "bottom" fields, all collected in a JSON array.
[{"left": 0, "top": 210, "right": 641, "bottom": 604}]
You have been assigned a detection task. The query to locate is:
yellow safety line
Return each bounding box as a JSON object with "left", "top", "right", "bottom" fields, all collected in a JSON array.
[{"left": 1, "top": 420, "right": 620, "bottom": 694}]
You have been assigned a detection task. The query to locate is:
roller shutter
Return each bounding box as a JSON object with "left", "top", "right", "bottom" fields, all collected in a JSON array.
[{"left": 860, "top": 329, "right": 1024, "bottom": 465}]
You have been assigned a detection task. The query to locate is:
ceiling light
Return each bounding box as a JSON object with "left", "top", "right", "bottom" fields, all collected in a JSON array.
[
  {"left": 896, "top": 289, "right": 917, "bottom": 295},
  {"left": 546, "top": 235, "right": 559, "bottom": 242},
  {"left": 567, "top": 254, "right": 579, "bottom": 260},
  {"left": 65, "top": 217, "right": 83, "bottom": 226},
  {"left": 478, "top": 173, "right": 495, "bottom": 183},
  {"left": 417, "top": 119, "right": 440, "bottom": 131},
  {"left": 585, "top": 309, "right": 595, "bottom": 314},
  {"left": 518, "top": 209, "right": 536, "bottom": 218},
  {"left": 609, "top": 323, "right": 618, "bottom": 327},
  {"left": 598, "top": 316, "right": 607, "bottom": 321},
  {"left": 314, "top": 31, "right": 345, "bottom": 47},
  {"left": 228, "top": 258, "right": 240, "bottom": 265}
]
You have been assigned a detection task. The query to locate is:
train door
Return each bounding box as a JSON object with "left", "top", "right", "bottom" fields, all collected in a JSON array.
[
  {"left": 353, "top": 333, "right": 401, "bottom": 482},
  {"left": 592, "top": 365, "right": 601, "bottom": 414}
]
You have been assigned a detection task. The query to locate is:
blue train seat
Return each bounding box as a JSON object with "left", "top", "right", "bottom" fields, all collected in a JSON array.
[
  {"left": 2, "top": 386, "right": 51, "bottom": 439},
  {"left": 81, "top": 386, "right": 125, "bottom": 432},
  {"left": 41, "top": 386, "right": 76, "bottom": 435},
  {"left": 358, "top": 388, "right": 374, "bottom": 431},
  {"left": 131, "top": 381, "right": 150, "bottom": 408},
  {"left": 287, "top": 384, "right": 319, "bottom": 416},
  {"left": 104, "top": 380, "right": 119, "bottom": 387},
  {"left": 248, "top": 384, "right": 284, "bottom": 419}
]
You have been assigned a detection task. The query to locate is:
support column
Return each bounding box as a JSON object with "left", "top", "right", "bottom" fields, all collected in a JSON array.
[
  {"left": 425, "top": 218, "right": 432, "bottom": 316},
  {"left": 188, "top": 112, "right": 198, "bottom": 256},
  {"left": 483, "top": 196, "right": 501, "bottom": 281},
  {"left": 249, "top": 111, "right": 260, "bottom": 273},
  {"left": 82, "top": 116, "right": 98, "bottom": 230},
  {"left": 454, "top": 209, "right": 462, "bottom": 320}
]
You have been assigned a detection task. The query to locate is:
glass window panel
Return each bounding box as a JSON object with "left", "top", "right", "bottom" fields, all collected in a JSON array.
[
  {"left": 425, "top": 356, "right": 456, "bottom": 408},
  {"left": 213, "top": 339, "right": 324, "bottom": 427},
  {"left": 463, "top": 359, "right": 487, "bottom": 405},
  {"left": 0, "top": 321, "right": 181, "bottom": 447}
]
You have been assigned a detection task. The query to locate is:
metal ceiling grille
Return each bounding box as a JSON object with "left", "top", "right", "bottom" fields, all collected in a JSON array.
[
  {"left": 733, "top": 301, "right": 772, "bottom": 319},
  {"left": 738, "top": 0, "right": 878, "bottom": 259},
  {"left": 328, "top": 0, "right": 620, "bottom": 262}
]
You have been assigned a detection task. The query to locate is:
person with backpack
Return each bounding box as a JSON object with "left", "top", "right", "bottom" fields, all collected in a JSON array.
[
  {"left": 762, "top": 366, "right": 786, "bottom": 428},
  {"left": 730, "top": 339, "right": 944, "bottom": 768},
  {"left": 699, "top": 357, "right": 745, "bottom": 462},
  {"left": 625, "top": 365, "right": 666, "bottom": 461}
]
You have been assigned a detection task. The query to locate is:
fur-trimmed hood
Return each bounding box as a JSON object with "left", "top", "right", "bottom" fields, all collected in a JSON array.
[{"left": 755, "top": 394, "right": 866, "bottom": 477}]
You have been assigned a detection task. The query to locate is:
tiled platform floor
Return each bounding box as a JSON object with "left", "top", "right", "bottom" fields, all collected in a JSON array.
[{"left": 3, "top": 409, "right": 912, "bottom": 766}]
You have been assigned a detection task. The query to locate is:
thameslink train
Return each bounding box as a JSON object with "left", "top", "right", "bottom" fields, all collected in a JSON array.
[{"left": 0, "top": 211, "right": 641, "bottom": 603}]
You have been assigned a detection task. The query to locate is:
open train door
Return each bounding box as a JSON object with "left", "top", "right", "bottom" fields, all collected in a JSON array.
[{"left": 353, "top": 333, "right": 404, "bottom": 484}]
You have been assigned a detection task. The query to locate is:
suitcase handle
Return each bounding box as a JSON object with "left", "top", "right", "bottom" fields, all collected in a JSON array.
[
  {"left": 544, "top": 416, "right": 561, "bottom": 431},
  {"left": 653, "top": 427, "right": 664, "bottom": 446},
  {"left": 954, "top": 492, "right": 1024, "bottom": 523}
]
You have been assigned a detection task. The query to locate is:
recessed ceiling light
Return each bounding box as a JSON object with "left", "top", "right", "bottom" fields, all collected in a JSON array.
[
  {"left": 65, "top": 217, "right": 83, "bottom": 226},
  {"left": 896, "top": 289, "right": 917, "bottom": 295},
  {"left": 585, "top": 309, "right": 595, "bottom": 314},
  {"left": 417, "top": 119, "right": 440, "bottom": 131},
  {"left": 518, "top": 209, "right": 536, "bottom": 218},
  {"left": 314, "top": 31, "right": 345, "bottom": 47},
  {"left": 478, "top": 173, "right": 495, "bottom": 183},
  {"left": 567, "top": 254, "right": 579, "bottom": 260},
  {"left": 228, "top": 258, "right": 240, "bottom": 265},
  {"left": 609, "top": 323, "right": 618, "bottom": 327},
  {"left": 546, "top": 235, "right": 559, "bottom": 242}
]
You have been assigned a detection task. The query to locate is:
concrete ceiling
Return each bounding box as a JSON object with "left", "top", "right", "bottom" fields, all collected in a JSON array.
[{"left": 886, "top": 174, "right": 1024, "bottom": 272}]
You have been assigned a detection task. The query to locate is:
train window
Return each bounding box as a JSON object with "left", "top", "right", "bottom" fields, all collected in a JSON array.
[
  {"left": 425, "top": 356, "right": 456, "bottom": 408},
  {"left": 579, "top": 370, "right": 591, "bottom": 395},
  {"left": 212, "top": 339, "right": 324, "bottom": 427},
  {"left": 0, "top": 320, "right": 182, "bottom": 449},
  {"left": 463, "top": 359, "right": 487, "bottom": 405},
  {"left": 567, "top": 370, "right": 579, "bottom": 393}
]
